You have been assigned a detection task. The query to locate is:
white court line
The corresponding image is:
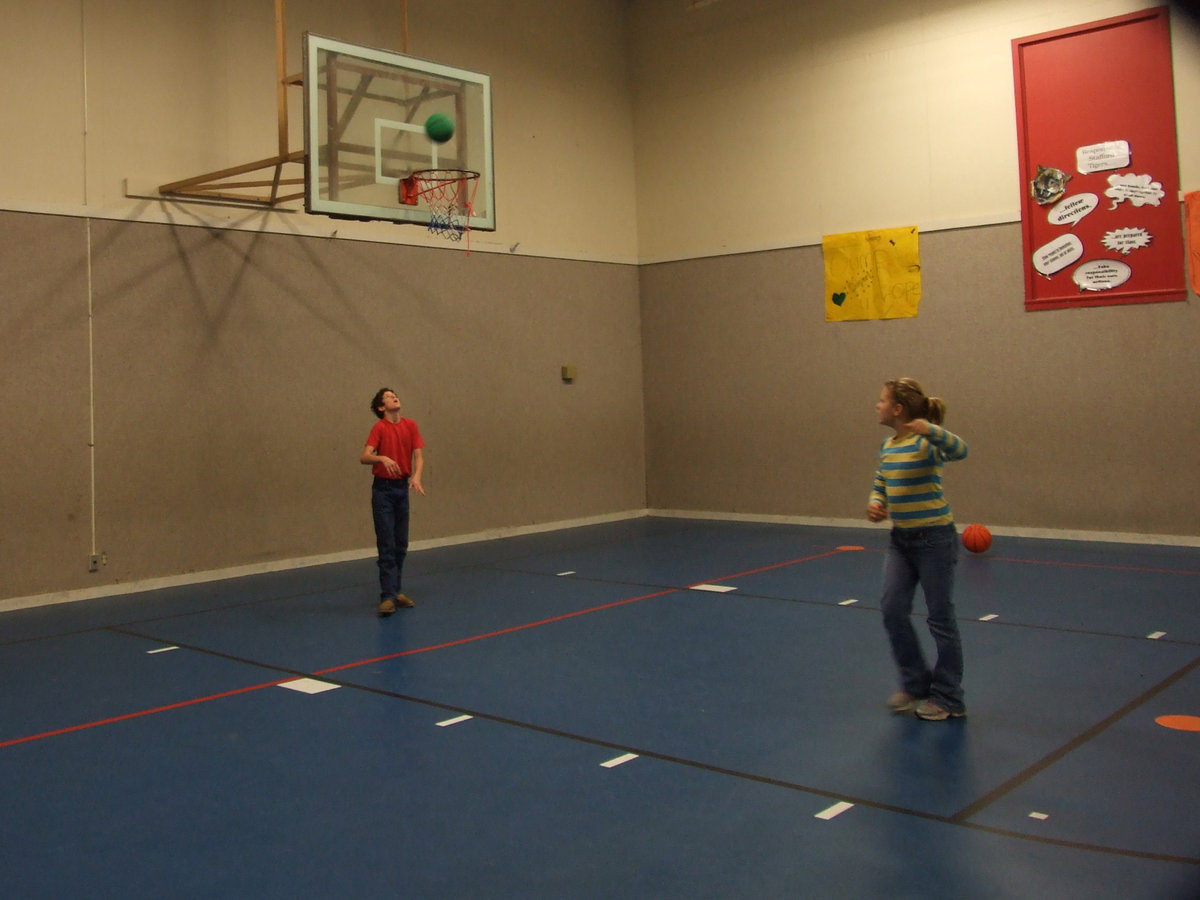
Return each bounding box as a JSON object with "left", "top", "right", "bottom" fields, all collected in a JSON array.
[
  {"left": 1147, "top": 631, "right": 1167, "bottom": 640},
  {"left": 690, "top": 584, "right": 737, "bottom": 593},
  {"left": 838, "top": 598, "right": 858, "bottom": 606},
  {"left": 146, "top": 646, "right": 179, "bottom": 654},
  {"left": 556, "top": 571, "right": 576, "bottom": 576},
  {"left": 979, "top": 614, "right": 999, "bottom": 621},
  {"left": 437, "top": 715, "right": 474, "bottom": 727},
  {"left": 600, "top": 753, "right": 639, "bottom": 768},
  {"left": 278, "top": 678, "right": 340, "bottom": 694},
  {"left": 1028, "top": 811, "right": 1050, "bottom": 820},
  {"left": 815, "top": 801, "right": 854, "bottom": 820}
]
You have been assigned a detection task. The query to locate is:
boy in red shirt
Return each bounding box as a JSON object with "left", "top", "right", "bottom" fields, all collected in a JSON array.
[{"left": 360, "top": 388, "right": 426, "bottom": 616}]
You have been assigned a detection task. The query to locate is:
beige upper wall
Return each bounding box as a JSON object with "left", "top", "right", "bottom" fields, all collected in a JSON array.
[
  {"left": 631, "top": 0, "right": 1200, "bottom": 262},
  {"left": 4, "top": 1, "right": 1193, "bottom": 266},
  {"left": 0, "top": 0, "right": 641, "bottom": 262},
  {"left": 2, "top": 0, "right": 1194, "bottom": 414}
]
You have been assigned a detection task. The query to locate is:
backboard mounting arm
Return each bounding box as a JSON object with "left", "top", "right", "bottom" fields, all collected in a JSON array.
[{"left": 156, "top": 0, "right": 409, "bottom": 207}]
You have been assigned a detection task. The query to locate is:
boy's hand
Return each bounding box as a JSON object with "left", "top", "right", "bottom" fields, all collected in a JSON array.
[
  {"left": 410, "top": 475, "right": 426, "bottom": 495},
  {"left": 379, "top": 456, "right": 402, "bottom": 477}
]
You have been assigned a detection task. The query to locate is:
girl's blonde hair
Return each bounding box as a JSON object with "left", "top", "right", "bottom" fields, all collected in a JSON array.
[{"left": 886, "top": 378, "right": 946, "bottom": 425}]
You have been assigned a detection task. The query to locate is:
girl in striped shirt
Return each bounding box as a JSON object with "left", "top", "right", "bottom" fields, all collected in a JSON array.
[{"left": 867, "top": 378, "right": 969, "bottom": 721}]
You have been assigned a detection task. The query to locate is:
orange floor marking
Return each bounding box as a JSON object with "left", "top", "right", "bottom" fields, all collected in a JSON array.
[{"left": 1155, "top": 715, "right": 1200, "bottom": 732}]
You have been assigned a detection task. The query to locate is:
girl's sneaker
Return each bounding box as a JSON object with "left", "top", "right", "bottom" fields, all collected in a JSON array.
[
  {"left": 887, "top": 691, "right": 924, "bottom": 713},
  {"left": 914, "top": 700, "right": 966, "bottom": 721}
]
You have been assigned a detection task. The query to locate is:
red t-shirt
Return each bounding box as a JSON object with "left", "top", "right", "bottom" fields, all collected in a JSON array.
[{"left": 366, "top": 418, "right": 425, "bottom": 479}]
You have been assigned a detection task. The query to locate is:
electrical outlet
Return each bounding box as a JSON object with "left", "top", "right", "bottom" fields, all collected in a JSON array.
[{"left": 89, "top": 554, "right": 100, "bottom": 572}]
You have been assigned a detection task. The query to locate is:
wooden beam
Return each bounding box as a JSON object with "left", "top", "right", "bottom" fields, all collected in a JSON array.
[
  {"left": 157, "top": 0, "right": 305, "bottom": 208},
  {"left": 276, "top": 0, "right": 288, "bottom": 157}
]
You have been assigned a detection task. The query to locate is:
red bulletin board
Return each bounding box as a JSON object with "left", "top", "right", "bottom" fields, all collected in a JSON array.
[{"left": 1012, "top": 6, "right": 1185, "bottom": 311}]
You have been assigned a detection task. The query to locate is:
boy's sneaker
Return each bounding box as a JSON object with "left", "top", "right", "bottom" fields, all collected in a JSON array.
[
  {"left": 377, "top": 598, "right": 397, "bottom": 616},
  {"left": 394, "top": 594, "right": 415, "bottom": 608},
  {"left": 886, "top": 691, "right": 923, "bottom": 714},
  {"left": 914, "top": 700, "right": 966, "bottom": 721}
]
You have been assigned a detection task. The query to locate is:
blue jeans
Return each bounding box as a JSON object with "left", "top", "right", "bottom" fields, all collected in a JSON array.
[
  {"left": 880, "top": 524, "right": 964, "bottom": 713},
  {"left": 371, "top": 477, "right": 410, "bottom": 600}
]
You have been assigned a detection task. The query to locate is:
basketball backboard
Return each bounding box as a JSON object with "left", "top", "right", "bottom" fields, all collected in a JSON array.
[{"left": 303, "top": 34, "right": 494, "bottom": 230}]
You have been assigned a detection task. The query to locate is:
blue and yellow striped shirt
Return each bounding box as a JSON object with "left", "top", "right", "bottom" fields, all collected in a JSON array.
[{"left": 870, "top": 424, "right": 968, "bottom": 529}]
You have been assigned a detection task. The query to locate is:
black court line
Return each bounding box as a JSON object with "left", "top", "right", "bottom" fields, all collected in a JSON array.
[
  {"left": 3, "top": 544, "right": 1198, "bottom": 867},
  {"left": 304, "top": 684, "right": 1200, "bottom": 867},
  {"left": 30, "top": 619, "right": 1191, "bottom": 867},
  {"left": 949, "top": 650, "right": 1200, "bottom": 824},
  {"left": 0, "top": 548, "right": 861, "bottom": 750},
  {"left": 0, "top": 550, "right": 855, "bottom": 746},
  {"left": 0, "top": 582, "right": 684, "bottom": 750},
  {"left": 63, "top": 627, "right": 1200, "bottom": 868}
]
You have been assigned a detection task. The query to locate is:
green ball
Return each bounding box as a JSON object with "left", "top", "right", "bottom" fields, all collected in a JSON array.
[{"left": 424, "top": 113, "right": 455, "bottom": 144}]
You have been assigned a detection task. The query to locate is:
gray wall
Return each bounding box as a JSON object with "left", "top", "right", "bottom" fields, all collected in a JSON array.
[
  {"left": 642, "top": 222, "right": 1200, "bottom": 535},
  {"left": 3, "top": 0, "right": 1198, "bottom": 605},
  {"left": 0, "top": 211, "right": 644, "bottom": 601}
]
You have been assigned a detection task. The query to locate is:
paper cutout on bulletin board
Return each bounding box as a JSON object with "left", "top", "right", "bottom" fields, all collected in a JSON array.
[
  {"left": 1187, "top": 192, "right": 1200, "bottom": 295},
  {"left": 823, "top": 226, "right": 921, "bottom": 321}
]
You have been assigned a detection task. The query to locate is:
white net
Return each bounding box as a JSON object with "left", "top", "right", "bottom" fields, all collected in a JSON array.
[{"left": 410, "top": 169, "right": 480, "bottom": 243}]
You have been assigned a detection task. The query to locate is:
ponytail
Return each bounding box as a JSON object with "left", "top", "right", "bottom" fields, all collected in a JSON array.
[
  {"left": 886, "top": 378, "right": 946, "bottom": 424},
  {"left": 925, "top": 397, "right": 946, "bottom": 425}
]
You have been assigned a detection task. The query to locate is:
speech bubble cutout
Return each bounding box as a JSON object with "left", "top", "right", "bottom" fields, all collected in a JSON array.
[
  {"left": 1105, "top": 173, "right": 1164, "bottom": 209},
  {"left": 1076, "top": 140, "right": 1130, "bottom": 174},
  {"left": 1048, "top": 193, "right": 1099, "bottom": 227},
  {"left": 1033, "top": 233, "right": 1084, "bottom": 276},
  {"left": 1072, "top": 259, "right": 1132, "bottom": 291},
  {"left": 1101, "top": 227, "right": 1153, "bottom": 256}
]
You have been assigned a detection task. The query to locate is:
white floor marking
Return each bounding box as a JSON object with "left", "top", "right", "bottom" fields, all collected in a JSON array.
[
  {"left": 278, "top": 678, "right": 340, "bottom": 694},
  {"left": 556, "top": 571, "right": 576, "bottom": 576},
  {"left": 437, "top": 715, "right": 474, "bottom": 727},
  {"left": 690, "top": 584, "right": 737, "bottom": 593},
  {"left": 1028, "top": 812, "right": 1050, "bottom": 820},
  {"left": 146, "top": 646, "right": 179, "bottom": 654},
  {"left": 979, "top": 614, "right": 999, "bottom": 621},
  {"left": 838, "top": 598, "right": 859, "bottom": 606},
  {"left": 600, "top": 753, "right": 639, "bottom": 768},
  {"left": 1147, "top": 631, "right": 1166, "bottom": 640},
  {"left": 815, "top": 801, "right": 854, "bottom": 820}
]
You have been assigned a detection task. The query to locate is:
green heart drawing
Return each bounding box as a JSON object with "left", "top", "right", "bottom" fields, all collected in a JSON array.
[{"left": 832, "top": 292, "right": 847, "bottom": 306}]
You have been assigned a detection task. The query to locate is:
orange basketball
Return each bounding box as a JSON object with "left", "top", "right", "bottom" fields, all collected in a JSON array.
[{"left": 962, "top": 524, "right": 992, "bottom": 554}]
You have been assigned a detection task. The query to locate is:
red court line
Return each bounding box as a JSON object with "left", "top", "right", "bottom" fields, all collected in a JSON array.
[
  {"left": 0, "top": 678, "right": 288, "bottom": 750},
  {"left": 317, "top": 548, "right": 859, "bottom": 676},
  {"left": 314, "top": 587, "right": 680, "bottom": 675},
  {"left": 0, "top": 547, "right": 857, "bottom": 748},
  {"left": 988, "top": 556, "right": 1200, "bottom": 576},
  {"left": 691, "top": 547, "right": 860, "bottom": 587},
  {"left": 853, "top": 546, "right": 1198, "bottom": 577}
]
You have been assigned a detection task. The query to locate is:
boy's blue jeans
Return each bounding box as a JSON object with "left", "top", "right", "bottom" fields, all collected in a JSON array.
[
  {"left": 880, "top": 523, "right": 965, "bottom": 713},
  {"left": 371, "top": 476, "right": 410, "bottom": 600}
]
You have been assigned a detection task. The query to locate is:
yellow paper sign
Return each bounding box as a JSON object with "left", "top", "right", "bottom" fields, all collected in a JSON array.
[{"left": 823, "top": 226, "right": 921, "bottom": 321}]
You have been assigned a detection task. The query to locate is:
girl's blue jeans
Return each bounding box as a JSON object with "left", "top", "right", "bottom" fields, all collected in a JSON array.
[{"left": 880, "top": 523, "right": 965, "bottom": 713}]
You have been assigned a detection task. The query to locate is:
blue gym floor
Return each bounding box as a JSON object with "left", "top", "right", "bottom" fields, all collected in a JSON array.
[{"left": 1, "top": 517, "right": 1198, "bottom": 898}]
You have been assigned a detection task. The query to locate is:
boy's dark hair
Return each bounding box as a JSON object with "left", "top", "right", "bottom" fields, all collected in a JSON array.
[{"left": 370, "top": 387, "right": 393, "bottom": 419}]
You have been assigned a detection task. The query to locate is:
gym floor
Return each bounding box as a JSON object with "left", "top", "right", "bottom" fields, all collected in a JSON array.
[{"left": 1, "top": 517, "right": 1198, "bottom": 898}]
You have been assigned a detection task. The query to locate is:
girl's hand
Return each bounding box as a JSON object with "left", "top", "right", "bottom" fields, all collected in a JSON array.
[
  {"left": 907, "top": 418, "right": 930, "bottom": 435},
  {"left": 867, "top": 503, "right": 888, "bottom": 522}
]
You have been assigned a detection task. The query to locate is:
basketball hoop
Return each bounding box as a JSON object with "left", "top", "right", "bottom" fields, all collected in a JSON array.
[{"left": 403, "top": 169, "right": 480, "bottom": 249}]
